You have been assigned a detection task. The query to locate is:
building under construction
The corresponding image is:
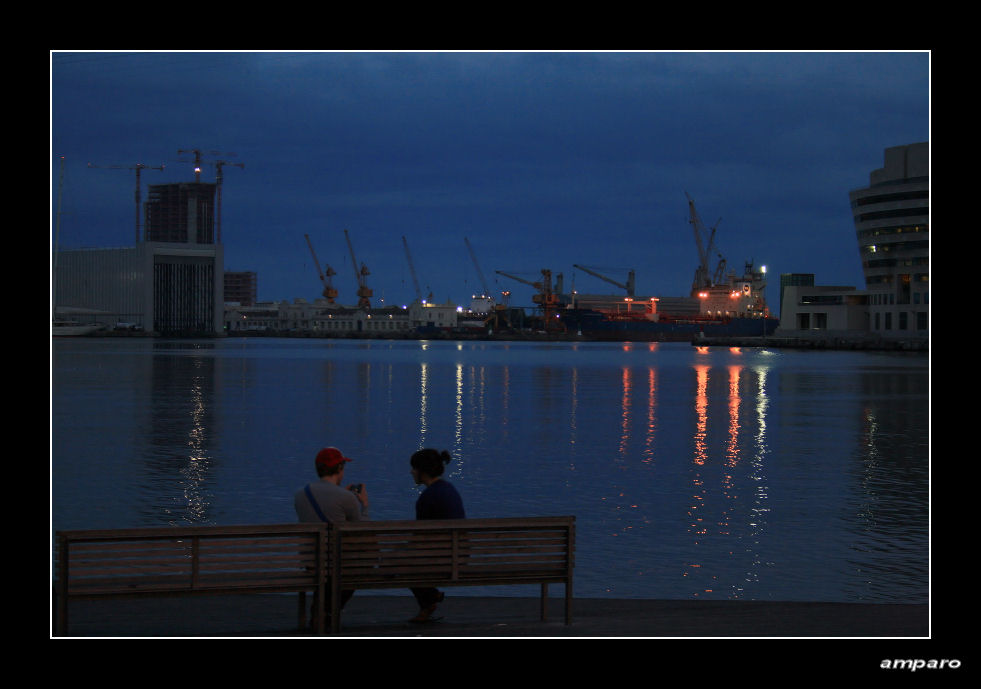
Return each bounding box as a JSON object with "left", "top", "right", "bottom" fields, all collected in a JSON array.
[
  {"left": 224, "top": 271, "right": 258, "bottom": 307},
  {"left": 53, "top": 181, "right": 225, "bottom": 335},
  {"left": 144, "top": 182, "right": 217, "bottom": 244}
]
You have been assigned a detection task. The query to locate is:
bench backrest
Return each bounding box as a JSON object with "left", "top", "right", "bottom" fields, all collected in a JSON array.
[
  {"left": 331, "top": 516, "right": 575, "bottom": 589},
  {"left": 55, "top": 523, "right": 327, "bottom": 596},
  {"left": 54, "top": 517, "right": 576, "bottom": 595}
]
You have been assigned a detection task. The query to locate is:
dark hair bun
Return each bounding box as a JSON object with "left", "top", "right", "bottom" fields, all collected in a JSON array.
[{"left": 411, "top": 448, "right": 452, "bottom": 477}]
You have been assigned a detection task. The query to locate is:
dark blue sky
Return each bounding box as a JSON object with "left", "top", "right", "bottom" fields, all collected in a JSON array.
[{"left": 51, "top": 51, "right": 929, "bottom": 312}]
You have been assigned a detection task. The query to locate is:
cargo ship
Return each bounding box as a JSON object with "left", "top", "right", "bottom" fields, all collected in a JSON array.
[
  {"left": 554, "top": 262, "right": 778, "bottom": 341},
  {"left": 492, "top": 194, "right": 779, "bottom": 341}
]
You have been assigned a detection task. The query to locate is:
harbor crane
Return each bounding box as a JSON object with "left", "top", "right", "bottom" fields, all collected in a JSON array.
[
  {"left": 464, "top": 237, "right": 508, "bottom": 324},
  {"left": 464, "top": 237, "right": 493, "bottom": 299},
  {"left": 304, "top": 234, "right": 338, "bottom": 303},
  {"left": 402, "top": 236, "right": 431, "bottom": 303},
  {"left": 495, "top": 269, "right": 562, "bottom": 330},
  {"left": 572, "top": 264, "right": 636, "bottom": 296},
  {"left": 686, "top": 192, "right": 727, "bottom": 291},
  {"left": 86, "top": 161, "right": 165, "bottom": 243},
  {"left": 344, "top": 229, "right": 373, "bottom": 308}
]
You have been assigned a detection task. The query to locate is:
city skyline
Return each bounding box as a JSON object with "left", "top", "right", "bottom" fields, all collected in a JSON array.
[{"left": 51, "top": 51, "right": 930, "bottom": 311}]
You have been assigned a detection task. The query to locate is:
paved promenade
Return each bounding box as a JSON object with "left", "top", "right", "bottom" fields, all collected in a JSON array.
[{"left": 54, "top": 593, "right": 928, "bottom": 638}]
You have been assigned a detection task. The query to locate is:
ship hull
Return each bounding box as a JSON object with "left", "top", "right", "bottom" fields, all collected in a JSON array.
[
  {"left": 52, "top": 321, "right": 106, "bottom": 337},
  {"left": 557, "top": 310, "right": 778, "bottom": 342}
]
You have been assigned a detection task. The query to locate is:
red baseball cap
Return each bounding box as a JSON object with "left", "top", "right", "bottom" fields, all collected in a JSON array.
[{"left": 315, "top": 446, "right": 352, "bottom": 469}]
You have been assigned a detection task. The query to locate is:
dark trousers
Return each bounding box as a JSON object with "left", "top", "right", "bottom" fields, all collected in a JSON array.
[{"left": 411, "top": 587, "right": 442, "bottom": 608}]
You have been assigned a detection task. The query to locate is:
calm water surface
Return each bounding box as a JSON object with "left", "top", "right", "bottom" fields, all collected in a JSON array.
[{"left": 51, "top": 337, "right": 929, "bottom": 603}]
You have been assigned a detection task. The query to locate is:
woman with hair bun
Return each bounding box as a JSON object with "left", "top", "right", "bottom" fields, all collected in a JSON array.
[{"left": 408, "top": 448, "right": 465, "bottom": 622}]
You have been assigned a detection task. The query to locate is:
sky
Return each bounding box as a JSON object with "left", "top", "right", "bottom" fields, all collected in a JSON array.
[{"left": 50, "top": 51, "right": 930, "bottom": 314}]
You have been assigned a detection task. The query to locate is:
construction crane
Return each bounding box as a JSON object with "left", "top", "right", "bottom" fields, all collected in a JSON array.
[
  {"left": 572, "top": 264, "right": 636, "bottom": 296},
  {"left": 176, "top": 150, "right": 243, "bottom": 243},
  {"left": 344, "top": 229, "right": 373, "bottom": 308},
  {"left": 401, "top": 236, "right": 428, "bottom": 303},
  {"left": 86, "top": 161, "right": 165, "bottom": 243},
  {"left": 177, "top": 148, "right": 210, "bottom": 182},
  {"left": 686, "top": 192, "right": 726, "bottom": 291},
  {"left": 213, "top": 159, "right": 244, "bottom": 243},
  {"left": 304, "top": 234, "right": 338, "bottom": 303},
  {"left": 178, "top": 148, "right": 231, "bottom": 182}
]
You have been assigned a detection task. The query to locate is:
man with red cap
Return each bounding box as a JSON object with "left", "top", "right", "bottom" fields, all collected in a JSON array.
[
  {"left": 295, "top": 446, "right": 370, "bottom": 525},
  {"left": 295, "top": 446, "right": 369, "bottom": 627}
]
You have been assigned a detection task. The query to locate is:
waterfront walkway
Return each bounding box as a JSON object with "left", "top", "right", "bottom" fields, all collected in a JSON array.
[{"left": 54, "top": 593, "right": 928, "bottom": 638}]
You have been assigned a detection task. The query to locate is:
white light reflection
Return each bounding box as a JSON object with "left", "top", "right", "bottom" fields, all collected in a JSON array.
[
  {"left": 454, "top": 363, "right": 464, "bottom": 459},
  {"left": 178, "top": 369, "right": 211, "bottom": 524},
  {"left": 742, "top": 364, "right": 773, "bottom": 595},
  {"left": 418, "top": 362, "right": 430, "bottom": 446},
  {"left": 855, "top": 407, "right": 881, "bottom": 533}
]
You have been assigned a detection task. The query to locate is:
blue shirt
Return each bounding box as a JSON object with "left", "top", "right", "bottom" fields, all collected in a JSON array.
[{"left": 416, "top": 479, "right": 466, "bottom": 520}]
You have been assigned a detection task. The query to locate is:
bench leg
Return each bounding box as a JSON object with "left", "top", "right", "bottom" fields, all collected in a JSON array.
[
  {"left": 565, "top": 581, "right": 572, "bottom": 625},
  {"left": 330, "top": 581, "right": 341, "bottom": 634},
  {"left": 298, "top": 591, "right": 306, "bottom": 630},
  {"left": 53, "top": 585, "right": 67, "bottom": 636},
  {"left": 540, "top": 583, "right": 548, "bottom": 622},
  {"left": 298, "top": 590, "right": 329, "bottom": 635}
]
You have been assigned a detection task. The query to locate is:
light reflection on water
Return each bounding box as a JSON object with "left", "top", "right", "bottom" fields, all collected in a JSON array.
[{"left": 51, "top": 338, "right": 928, "bottom": 603}]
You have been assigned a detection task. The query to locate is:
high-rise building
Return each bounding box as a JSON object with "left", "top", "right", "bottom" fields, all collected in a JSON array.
[
  {"left": 144, "top": 182, "right": 217, "bottom": 244},
  {"left": 224, "top": 271, "right": 257, "bottom": 306},
  {"left": 140, "top": 181, "right": 223, "bottom": 334},
  {"left": 848, "top": 142, "right": 929, "bottom": 334},
  {"left": 775, "top": 142, "right": 928, "bottom": 343}
]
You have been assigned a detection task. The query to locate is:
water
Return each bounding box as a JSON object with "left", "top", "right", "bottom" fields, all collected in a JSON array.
[{"left": 51, "top": 337, "right": 929, "bottom": 603}]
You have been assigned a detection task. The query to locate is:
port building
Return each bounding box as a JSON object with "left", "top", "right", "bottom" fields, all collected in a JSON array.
[
  {"left": 224, "top": 299, "right": 460, "bottom": 335},
  {"left": 778, "top": 142, "right": 928, "bottom": 343},
  {"left": 53, "top": 181, "right": 224, "bottom": 335}
]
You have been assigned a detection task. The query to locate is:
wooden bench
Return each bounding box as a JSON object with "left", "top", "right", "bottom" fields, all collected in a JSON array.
[
  {"left": 326, "top": 516, "right": 576, "bottom": 633},
  {"left": 53, "top": 523, "right": 329, "bottom": 636},
  {"left": 53, "top": 516, "right": 576, "bottom": 636}
]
